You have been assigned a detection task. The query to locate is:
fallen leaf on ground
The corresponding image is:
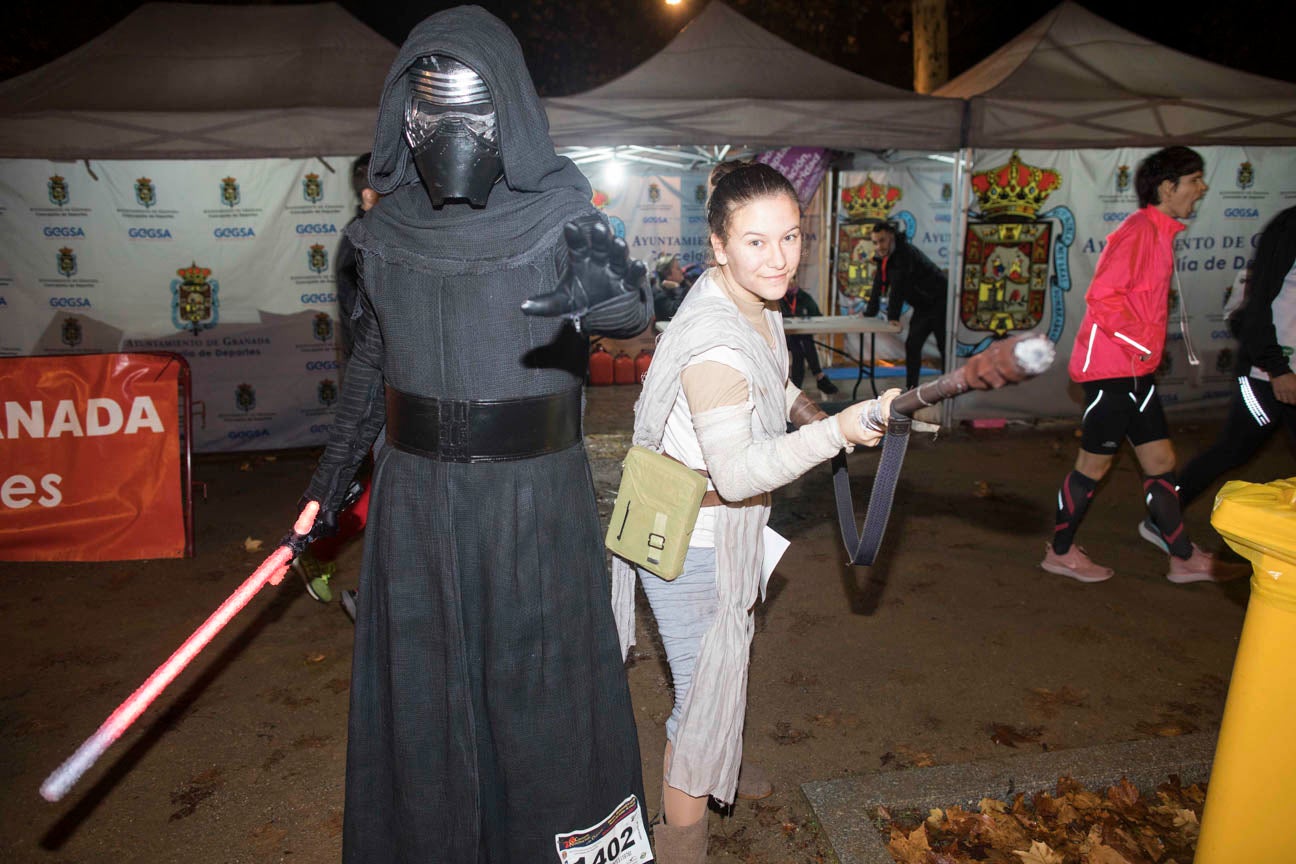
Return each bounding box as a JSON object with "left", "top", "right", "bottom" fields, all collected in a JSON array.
[
  {"left": 1172, "top": 808, "right": 1199, "bottom": 837},
  {"left": 750, "top": 801, "right": 783, "bottom": 826},
  {"left": 1085, "top": 844, "right": 1135, "bottom": 864},
  {"left": 895, "top": 743, "right": 936, "bottom": 767},
  {"left": 991, "top": 723, "right": 1043, "bottom": 747},
  {"left": 893, "top": 774, "right": 1204, "bottom": 864},
  {"left": 973, "top": 480, "right": 992, "bottom": 498},
  {"left": 243, "top": 537, "right": 264, "bottom": 552},
  {"left": 770, "top": 720, "right": 811, "bottom": 745},
  {"left": 1025, "top": 685, "right": 1087, "bottom": 716},
  {"left": 1105, "top": 777, "right": 1142, "bottom": 814},
  {"left": 239, "top": 461, "right": 252, "bottom": 471},
  {"left": 1013, "top": 840, "right": 1064, "bottom": 864},
  {"left": 887, "top": 825, "right": 931, "bottom": 864},
  {"left": 305, "top": 652, "right": 326, "bottom": 664},
  {"left": 1135, "top": 718, "right": 1199, "bottom": 737}
]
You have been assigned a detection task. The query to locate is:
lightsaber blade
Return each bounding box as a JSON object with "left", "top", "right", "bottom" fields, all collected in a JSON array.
[{"left": 40, "top": 503, "right": 319, "bottom": 803}]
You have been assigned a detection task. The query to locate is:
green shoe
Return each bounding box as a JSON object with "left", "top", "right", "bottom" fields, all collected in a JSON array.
[{"left": 293, "top": 553, "right": 336, "bottom": 603}]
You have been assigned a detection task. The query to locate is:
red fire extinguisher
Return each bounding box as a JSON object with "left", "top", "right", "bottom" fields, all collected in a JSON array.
[
  {"left": 634, "top": 349, "right": 653, "bottom": 383},
  {"left": 613, "top": 351, "right": 636, "bottom": 385},
  {"left": 588, "top": 344, "right": 614, "bottom": 386}
]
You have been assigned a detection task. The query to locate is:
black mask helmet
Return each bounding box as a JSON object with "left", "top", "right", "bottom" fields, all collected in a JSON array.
[{"left": 403, "top": 55, "right": 503, "bottom": 207}]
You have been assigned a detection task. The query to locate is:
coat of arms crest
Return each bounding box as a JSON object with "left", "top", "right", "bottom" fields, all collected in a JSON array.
[
  {"left": 835, "top": 175, "right": 903, "bottom": 305},
  {"left": 135, "top": 177, "right": 156, "bottom": 208},
  {"left": 959, "top": 152, "right": 1073, "bottom": 354},
  {"left": 313, "top": 312, "right": 333, "bottom": 342},
  {"left": 236, "top": 383, "right": 256, "bottom": 413},
  {"left": 220, "top": 176, "right": 241, "bottom": 208},
  {"left": 318, "top": 379, "right": 338, "bottom": 407},
  {"left": 308, "top": 244, "right": 329, "bottom": 274},
  {"left": 48, "top": 175, "right": 69, "bottom": 207},
  {"left": 303, "top": 173, "right": 324, "bottom": 204},
  {"left": 56, "top": 246, "right": 77, "bottom": 278},
  {"left": 61, "top": 316, "right": 83, "bottom": 348},
  {"left": 171, "top": 261, "right": 220, "bottom": 335}
]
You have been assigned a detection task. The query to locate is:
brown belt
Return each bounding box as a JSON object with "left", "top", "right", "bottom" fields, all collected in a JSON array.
[{"left": 665, "top": 454, "right": 767, "bottom": 509}]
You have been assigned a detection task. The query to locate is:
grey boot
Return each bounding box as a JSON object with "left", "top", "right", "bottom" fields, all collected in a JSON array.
[{"left": 652, "top": 817, "right": 708, "bottom": 864}]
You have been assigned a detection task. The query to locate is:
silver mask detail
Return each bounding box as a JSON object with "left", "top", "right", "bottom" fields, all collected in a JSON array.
[{"left": 403, "top": 56, "right": 502, "bottom": 207}]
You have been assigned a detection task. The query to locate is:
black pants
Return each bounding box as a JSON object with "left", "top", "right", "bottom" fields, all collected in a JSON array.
[
  {"left": 1177, "top": 375, "right": 1296, "bottom": 508},
  {"left": 904, "top": 307, "right": 947, "bottom": 390},
  {"left": 786, "top": 334, "right": 824, "bottom": 387}
]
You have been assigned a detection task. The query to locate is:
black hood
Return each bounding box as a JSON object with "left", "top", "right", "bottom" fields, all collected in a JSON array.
[{"left": 368, "top": 5, "right": 589, "bottom": 201}]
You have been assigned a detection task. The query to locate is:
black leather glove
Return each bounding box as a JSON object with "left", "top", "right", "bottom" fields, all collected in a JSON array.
[
  {"left": 521, "top": 218, "right": 650, "bottom": 336},
  {"left": 279, "top": 495, "right": 345, "bottom": 559}
]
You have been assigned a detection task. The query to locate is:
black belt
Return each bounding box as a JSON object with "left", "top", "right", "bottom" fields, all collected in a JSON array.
[{"left": 385, "top": 386, "right": 582, "bottom": 463}]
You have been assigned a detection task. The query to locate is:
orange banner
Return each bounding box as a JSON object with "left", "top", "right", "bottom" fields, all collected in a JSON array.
[{"left": 0, "top": 353, "right": 185, "bottom": 561}]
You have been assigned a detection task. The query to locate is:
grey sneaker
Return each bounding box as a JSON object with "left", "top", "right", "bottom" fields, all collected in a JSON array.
[
  {"left": 1138, "top": 518, "right": 1169, "bottom": 554},
  {"left": 340, "top": 589, "right": 358, "bottom": 623}
]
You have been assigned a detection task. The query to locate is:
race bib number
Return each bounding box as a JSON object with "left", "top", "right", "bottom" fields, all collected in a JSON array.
[{"left": 554, "top": 795, "right": 651, "bottom": 864}]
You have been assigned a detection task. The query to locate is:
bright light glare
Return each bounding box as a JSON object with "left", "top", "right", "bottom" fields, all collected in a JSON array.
[
  {"left": 604, "top": 159, "right": 626, "bottom": 186},
  {"left": 665, "top": 0, "right": 683, "bottom": 6}
]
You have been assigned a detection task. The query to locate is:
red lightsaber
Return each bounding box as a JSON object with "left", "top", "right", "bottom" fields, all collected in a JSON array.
[{"left": 40, "top": 503, "right": 320, "bottom": 803}]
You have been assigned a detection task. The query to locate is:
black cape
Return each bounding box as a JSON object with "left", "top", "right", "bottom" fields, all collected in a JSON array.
[{"left": 305, "top": 8, "right": 645, "bottom": 862}]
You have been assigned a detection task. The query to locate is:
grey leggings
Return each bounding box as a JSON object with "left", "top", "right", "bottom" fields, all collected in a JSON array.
[{"left": 639, "top": 546, "right": 719, "bottom": 742}]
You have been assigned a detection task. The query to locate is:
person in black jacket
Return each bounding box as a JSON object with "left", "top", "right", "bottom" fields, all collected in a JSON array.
[
  {"left": 862, "top": 221, "right": 948, "bottom": 389},
  {"left": 778, "top": 280, "right": 837, "bottom": 393},
  {"left": 1143, "top": 205, "right": 1296, "bottom": 546},
  {"left": 653, "top": 252, "right": 688, "bottom": 321},
  {"left": 334, "top": 153, "right": 378, "bottom": 362}
]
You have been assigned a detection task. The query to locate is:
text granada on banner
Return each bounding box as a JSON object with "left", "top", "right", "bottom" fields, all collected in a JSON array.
[{"left": 0, "top": 354, "right": 185, "bottom": 561}]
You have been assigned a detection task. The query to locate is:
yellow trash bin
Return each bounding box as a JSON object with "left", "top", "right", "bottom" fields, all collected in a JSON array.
[{"left": 1196, "top": 477, "right": 1296, "bottom": 863}]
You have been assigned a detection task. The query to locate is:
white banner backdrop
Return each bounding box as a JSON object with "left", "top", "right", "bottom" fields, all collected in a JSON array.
[
  {"left": 950, "top": 146, "right": 1296, "bottom": 420},
  {"left": 0, "top": 156, "right": 359, "bottom": 451},
  {"left": 0, "top": 157, "right": 827, "bottom": 451}
]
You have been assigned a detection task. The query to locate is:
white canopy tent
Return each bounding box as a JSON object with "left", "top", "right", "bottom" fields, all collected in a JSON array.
[
  {"left": 544, "top": 1, "right": 964, "bottom": 154},
  {"left": 931, "top": 1, "right": 1296, "bottom": 421},
  {"left": 0, "top": 2, "right": 397, "bottom": 159},
  {"left": 934, "top": 1, "right": 1296, "bottom": 148}
]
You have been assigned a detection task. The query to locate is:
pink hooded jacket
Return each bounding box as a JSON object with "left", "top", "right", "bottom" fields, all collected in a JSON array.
[{"left": 1068, "top": 206, "right": 1186, "bottom": 382}]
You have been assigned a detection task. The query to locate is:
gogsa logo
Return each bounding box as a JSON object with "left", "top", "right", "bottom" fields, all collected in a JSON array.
[
  {"left": 295, "top": 223, "right": 338, "bottom": 235},
  {"left": 301, "top": 292, "right": 337, "bottom": 305},
  {"left": 1224, "top": 208, "right": 1259, "bottom": 219},
  {"left": 128, "top": 227, "right": 173, "bottom": 240},
  {"left": 50, "top": 297, "right": 92, "bottom": 308},
  {"left": 642, "top": 216, "right": 669, "bottom": 225},
  {"left": 1103, "top": 212, "right": 1132, "bottom": 223},
  {"left": 214, "top": 226, "right": 256, "bottom": 239},
  {"left": 43, "top": 226, "right": 85, "bottom": 238},
  {"left": 306, "top": 360, "right": 339, "bottom": 371},
  {"left": 228, "top": 429, "right": 269, "bottom": 441}
]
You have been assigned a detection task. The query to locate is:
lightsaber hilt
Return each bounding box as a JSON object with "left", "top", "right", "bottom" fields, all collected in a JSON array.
[{"left": 891, "top": 334, "right": 1055, "bottom": 418}]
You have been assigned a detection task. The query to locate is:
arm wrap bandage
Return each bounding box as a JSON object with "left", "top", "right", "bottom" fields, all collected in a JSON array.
[{"left": 693, "top": 403, "right": 847, "bottom": 502}]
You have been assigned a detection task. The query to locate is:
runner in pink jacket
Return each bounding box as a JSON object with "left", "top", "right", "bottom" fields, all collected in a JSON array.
[
  {"left": 1067, "top": 205, "right": 1184, "bottom": 382},
  {"left": 1041, "top": 146, "right": 1245, "bottom": 586}
]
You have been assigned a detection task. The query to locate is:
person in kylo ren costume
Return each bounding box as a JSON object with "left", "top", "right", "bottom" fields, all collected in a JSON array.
[{"left": 284, "top": 8, "right": 650, "bottom": 862}]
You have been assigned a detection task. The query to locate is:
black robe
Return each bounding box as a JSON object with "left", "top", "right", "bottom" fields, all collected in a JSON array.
[{"left": 304, "top": 8, "right": 645, "bottom": 862}]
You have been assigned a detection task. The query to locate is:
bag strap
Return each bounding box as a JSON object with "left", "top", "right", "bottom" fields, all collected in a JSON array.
[{"left": 832, "top": 413, "right": 912, "bottom": 566}]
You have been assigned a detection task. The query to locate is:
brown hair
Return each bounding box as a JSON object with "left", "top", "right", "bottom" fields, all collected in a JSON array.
[{"left": 706, "top": 161, "right": 800, "bottom": 242}]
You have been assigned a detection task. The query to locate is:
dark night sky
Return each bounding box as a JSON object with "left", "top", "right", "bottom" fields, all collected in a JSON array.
[{"left": 2, "top": 0, "right": 1294, "bottom": 93}]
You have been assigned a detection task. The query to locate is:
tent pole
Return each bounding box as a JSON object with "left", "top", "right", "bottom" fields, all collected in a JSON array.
[{"left": 942, "top": 147, "right": 972, "bottom": 427}]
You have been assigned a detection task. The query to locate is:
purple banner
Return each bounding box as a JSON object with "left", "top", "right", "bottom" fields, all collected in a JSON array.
[{"left": 756, "top": 147, "right": 830, "bottom": 206}]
